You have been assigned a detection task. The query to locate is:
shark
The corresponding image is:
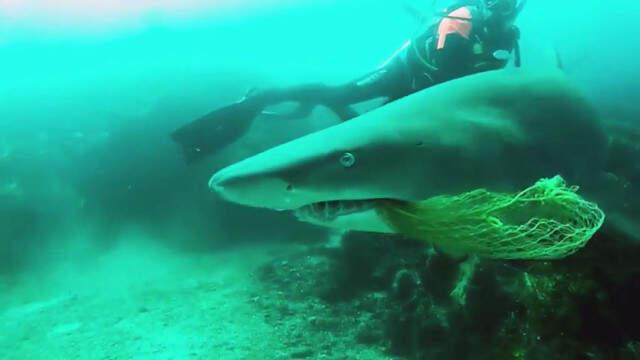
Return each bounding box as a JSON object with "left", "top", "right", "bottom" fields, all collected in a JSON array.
[{"left": 208, "top": 68, "right": 637, "bottom": 239}]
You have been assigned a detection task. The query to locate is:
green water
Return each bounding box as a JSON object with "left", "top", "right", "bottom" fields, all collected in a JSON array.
[{"left": 1, "top": 1, "right": 639, "bottom": 359}]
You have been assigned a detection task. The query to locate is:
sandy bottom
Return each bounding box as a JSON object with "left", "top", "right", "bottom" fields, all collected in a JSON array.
[
  {"left": 0, "top": 231, "right": 386, "bottom": 360},
  {"left": 0, "top": 233, "right": 389, "bottom": 360}
]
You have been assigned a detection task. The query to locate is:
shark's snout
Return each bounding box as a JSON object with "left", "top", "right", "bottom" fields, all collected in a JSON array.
[
  {"left": 208, "top": 166, "right": 256, "bottom": 205},
  {"left": 208, "top": 163, "right": 302, "bottom": 210},
  {"left": 208, "top": 170, "right": 226, "bottom": 194},
  {"left": 208, "top": 167, "right": 254, "bottom": 205}
]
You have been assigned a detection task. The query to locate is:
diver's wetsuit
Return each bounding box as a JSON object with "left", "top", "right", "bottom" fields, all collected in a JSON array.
[{"left": 249, "top": 4, "right": 521, "bottom": 121}]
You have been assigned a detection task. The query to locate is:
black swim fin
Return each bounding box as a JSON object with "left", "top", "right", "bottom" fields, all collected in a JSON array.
[{"left": 171, "top": 98, "right": 263, "bottom": 164}]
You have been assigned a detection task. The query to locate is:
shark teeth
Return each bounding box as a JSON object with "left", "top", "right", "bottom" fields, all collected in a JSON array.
[{"left": 294, "top": 200, "right": 377, "bottom": 223}]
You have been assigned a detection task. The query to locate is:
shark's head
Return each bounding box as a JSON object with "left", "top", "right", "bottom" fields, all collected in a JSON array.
[
  {"left": 209, "top": 69, "right": 607, "bottom": 233},
  {"left": 208, "top": 104, "right": 434, "bottom": 232}
]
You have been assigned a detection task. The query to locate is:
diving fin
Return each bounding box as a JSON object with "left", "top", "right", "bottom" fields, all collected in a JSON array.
[{"left": 171, "top": 97, "right": 263, "bottom": 164}]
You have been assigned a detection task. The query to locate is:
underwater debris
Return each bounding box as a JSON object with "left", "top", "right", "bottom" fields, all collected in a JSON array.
[{"left": 378, "top": 175, "right": 605, "bottom": 260}]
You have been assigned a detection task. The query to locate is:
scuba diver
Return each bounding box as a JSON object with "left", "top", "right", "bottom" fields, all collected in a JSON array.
[{"left": 172, "top": 0, "right": 527, "bottom": 163}]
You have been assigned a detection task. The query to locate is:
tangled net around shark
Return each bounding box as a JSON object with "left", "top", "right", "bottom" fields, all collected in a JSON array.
[{"left": 377, "top": 175, "right": 605, "bottom": 260}]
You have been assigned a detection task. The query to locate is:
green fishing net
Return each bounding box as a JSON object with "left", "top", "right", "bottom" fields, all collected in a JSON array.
[{"left": 377, "top": 176, "right": 605, "bottom": 260}]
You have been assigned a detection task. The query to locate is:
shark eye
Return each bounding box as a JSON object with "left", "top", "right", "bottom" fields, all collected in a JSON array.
[{"left": 339, "top": 152, "right": 356, "bottom": 168}]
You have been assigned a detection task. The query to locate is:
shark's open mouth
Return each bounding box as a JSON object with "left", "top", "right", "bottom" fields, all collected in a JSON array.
[{"left": 293, "top": 200, "right": 379, "bottom": 223}]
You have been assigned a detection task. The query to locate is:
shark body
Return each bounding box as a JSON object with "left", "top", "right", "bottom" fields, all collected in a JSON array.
[{"left": 209, "top": 68, "right": 616, "bottom": 234}]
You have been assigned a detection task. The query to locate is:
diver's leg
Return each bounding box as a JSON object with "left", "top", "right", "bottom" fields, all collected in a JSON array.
[
  {"left": 246, "top": 83, "right": 335, "bottom": 107},
  {"left": 172, "top": 58, "right": 412, "bottom": 163},
  {"left": 249, "top": 57, "right": 412, "bottom": 122},
  {"left": 322, "top": 58, "right": 413, "bottom": 120},
  {"left": 244, "top": 84, "right": 334, "bottom": 120},
  {"left": 326, "top": 57, "right": 413, "bottom": 110}
]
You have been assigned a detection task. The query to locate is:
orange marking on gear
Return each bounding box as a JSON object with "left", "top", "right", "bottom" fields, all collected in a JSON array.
[{"left": 437, "top": 7, "right": 473, "bottom": 50}]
